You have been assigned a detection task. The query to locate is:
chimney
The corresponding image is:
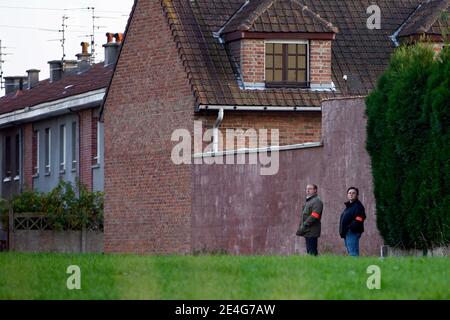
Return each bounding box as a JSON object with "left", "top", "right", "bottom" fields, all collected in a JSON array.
[
  {"left": 63, "top": 60, "right": 79, "bottom": 74},
  {"left": 76, "top": 42, "right": 92, "bottom": 72},
  {"left": 103, "top": 32, "right": 122, "bottom": 66},
  {"left": 48, "top": 60, "right": 63, "bottom": 82},
  {"left": 114, "top": 33, "right": 124, "bottom": 43},
  {"left": 4, "top": 76, "right": 27, "bottom": 95},
  {"left": 26, "top": 69, "right": 40, "bottom": 89},
  {"left": 48, "top": 60, "right": 78, "bottom": 82}
]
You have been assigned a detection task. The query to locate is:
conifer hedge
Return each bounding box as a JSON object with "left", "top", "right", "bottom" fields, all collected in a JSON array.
[{"left": 366, "top": 44, "right": 449, "bottom": 251}]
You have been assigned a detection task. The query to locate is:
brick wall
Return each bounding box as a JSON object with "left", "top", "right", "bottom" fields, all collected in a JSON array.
[
  {"left": 195, "top": 111, "right": 321, "bottom": 151},
  {"left": 310, "top": 40, "right": 332, "bottom": 86},
  {"left": 230, "top": 39, "right": 265, "bottom": 85},
  {"left": 79, "top": 110, "right": 100, "bottom": 188},
  {"left": 79, "top": 109, "right": 94, "bottom": 191},
  {"left": 91, "top": 117, "right": 98, "bottom": 165},
  {"left": 102, "top": 0, "right": 195, "bottom": 253}
]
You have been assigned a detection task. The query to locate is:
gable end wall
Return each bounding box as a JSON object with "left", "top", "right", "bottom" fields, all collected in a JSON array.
[{"left": 103, "top": 0, "right": 195, "bottom": 254}]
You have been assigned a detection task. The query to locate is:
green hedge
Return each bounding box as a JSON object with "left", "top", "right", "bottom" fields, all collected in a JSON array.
[
  {"left": 0, "top": 180, "right": 103, "bottom": 231},
  {"left": 366, "top": 43, "right": 449, "bottom": 251}
]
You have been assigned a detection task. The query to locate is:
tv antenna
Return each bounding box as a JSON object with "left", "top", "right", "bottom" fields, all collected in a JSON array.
[
  {"left": 0, "top": 40, "right": 14, "bottom": 91},
  {"left": 87, "top": 7, "right": 98, "bottom": 62},
  {"left": 59, "top": 15, "right": 69, "bottom": 61}
]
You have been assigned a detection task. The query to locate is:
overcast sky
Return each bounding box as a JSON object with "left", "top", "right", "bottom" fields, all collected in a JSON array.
[{"left": 0, "top": 0, "right": 134, "bottom": 95}]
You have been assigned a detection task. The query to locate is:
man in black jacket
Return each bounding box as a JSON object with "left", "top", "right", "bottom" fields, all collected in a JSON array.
[{"left": 339, "top": 187, "right": 366, "bottom": 256}]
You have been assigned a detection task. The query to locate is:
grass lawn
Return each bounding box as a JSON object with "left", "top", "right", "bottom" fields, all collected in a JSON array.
[{"left": 0, "top": 253, "right": 448, "bottom": 300}]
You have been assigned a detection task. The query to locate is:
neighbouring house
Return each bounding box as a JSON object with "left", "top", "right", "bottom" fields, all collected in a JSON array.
[
  {"left": 0, "top": 34, "right": 123, "bottom": 199},
  {"left": 101, "top": 0, "right": 448, "bottom": 255}
]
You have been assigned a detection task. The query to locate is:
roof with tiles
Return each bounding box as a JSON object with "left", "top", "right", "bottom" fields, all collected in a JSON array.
[
  {"left": 220, "top": 0, "right": 339, "bottom": 34},
  {"left": 0, "top": 63, "right": 114, "bottom": 115},
  {"left": 161, "top": 0, "right": 446, "bottom": 108},
  {"left": 398, "top": 0, "right": 450, "bottom": 37},
  {"left": 4, "top": 1, "right": 447, "bottom": 114}
]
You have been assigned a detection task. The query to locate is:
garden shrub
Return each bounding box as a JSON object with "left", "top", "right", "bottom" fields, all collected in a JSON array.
[{"left": 0, "top": 180, "right": 103, "bottom": 231}]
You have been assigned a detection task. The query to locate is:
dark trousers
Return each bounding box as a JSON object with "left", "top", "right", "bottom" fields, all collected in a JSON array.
[{"left": 305, "top": 237, "right": 318, "bottom": 256}]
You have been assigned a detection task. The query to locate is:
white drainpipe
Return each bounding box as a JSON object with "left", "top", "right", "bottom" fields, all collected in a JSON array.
[{"left": 213, "top": 108, "right": 224, "bottom": 153}]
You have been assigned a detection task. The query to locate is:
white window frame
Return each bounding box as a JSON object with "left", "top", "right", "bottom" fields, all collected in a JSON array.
[
  {"left": 45, "top": 128, "right": 51, "bottom": 175},
  {"left": 263, "top": 40, "right": 310, "bottom": 85},
  {"left": 59, "top": 124, "right": 66, "bottom": 173},
  {"left": 3, "top": 135, "right": 12, "bottom": 182},
  {"left": 13, "top": 133, "right": 20, "bottom": 181},
  {"left": 71, "top": 121, "right": 77, "bottom": 171},
  {"left": 34, "top": 130, "right": 40, "bottom": 175},
  {"left": 94, "top": 121, "right": 101, "bottom": 164}
]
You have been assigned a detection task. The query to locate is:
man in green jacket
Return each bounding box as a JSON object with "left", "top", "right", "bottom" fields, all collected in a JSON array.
[{"left": 296, "top": 184, "right": 324, "bottom": 256}]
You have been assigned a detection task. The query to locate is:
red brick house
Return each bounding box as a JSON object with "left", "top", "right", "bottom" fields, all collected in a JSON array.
[
  {"left": 101, "top": 0, "right": 449, "bottom": 255},
  {"left": 0, "top": 34, "right": 122, "bottom": 198}
]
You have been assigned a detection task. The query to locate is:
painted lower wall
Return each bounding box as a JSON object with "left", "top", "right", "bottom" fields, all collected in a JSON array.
[
  {"left": 9, "top": 230, "right": 103, "bottom": 253},
  {"left": 192, "top": 97, "right": 383, "bottom": 256},
  {"left": 32, "top": 113, "right": 79, "bottom": 192},
  {"left": 0, "top": 107, "right": 104, "bottom": 195},
  {"left": 93, "top": 121, "right": 104, "bottom": 192}
]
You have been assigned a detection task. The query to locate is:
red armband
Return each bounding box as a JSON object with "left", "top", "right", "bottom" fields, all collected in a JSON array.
[{"left": 311, "top": 212, "right": 321, "bottom": 219}]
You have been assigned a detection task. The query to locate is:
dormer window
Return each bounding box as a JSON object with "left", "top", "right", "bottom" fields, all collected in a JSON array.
[
  {"left": 265, "top": 42, "right": 308, "bottom": 88},
  {"left": 219, "top": 0, "right": 338, "bottom": 91}
]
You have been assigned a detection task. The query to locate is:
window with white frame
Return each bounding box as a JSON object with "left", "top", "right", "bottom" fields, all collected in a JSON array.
[
  {"left": 59, "top": 124, "right": 66, "bottom": 172},
  {"left": 71, "top": 121, "right": 77, "bottom": 171},
  {"left": 92, "top": 119, "right": 99, "bottom": 165},
  {"left": 33, "top": 130, "right": 39, "bottom": 176},
  {"left": 44, "top": 128, "right": 51, "bottom": 175},
  {"left": 14, "top": 134, "right": 20, "bottom": 180},
  {"left": 96, "top": 121, "right": 101, "bottom": 164},
  {"left": 3, "top": 136, "right": 11, "bottom": 180}
]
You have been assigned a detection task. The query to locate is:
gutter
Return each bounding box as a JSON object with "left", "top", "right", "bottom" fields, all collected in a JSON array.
[
  {"left": 0, "top": 88, "right": 105, "bottom": 128},
  {"left": 197, "top": 104, "right": 322, "bottom": 112}
]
